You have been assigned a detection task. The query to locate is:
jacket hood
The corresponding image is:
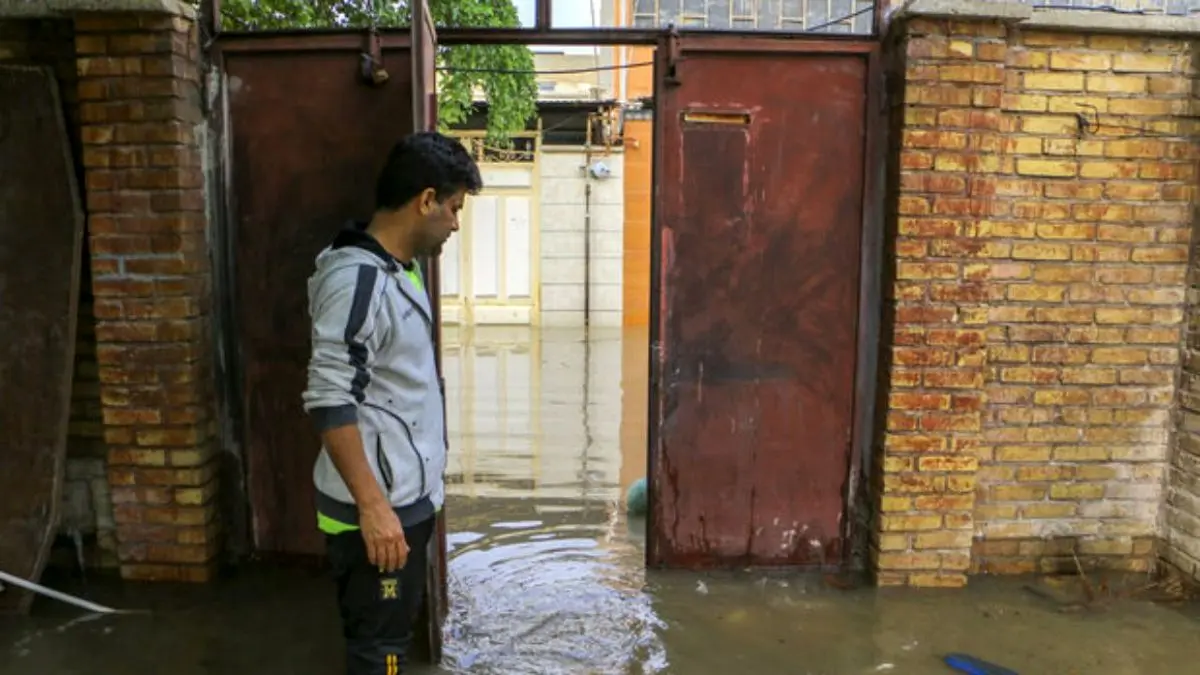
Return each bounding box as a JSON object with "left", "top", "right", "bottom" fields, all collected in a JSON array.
[{"left": 313, "top": 220, "right": 403, "bottom": 275}]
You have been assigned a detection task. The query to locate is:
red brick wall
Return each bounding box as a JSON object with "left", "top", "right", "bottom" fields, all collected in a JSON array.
[{"left": 74, "top": 11, "right": 220, "bottom": 582}]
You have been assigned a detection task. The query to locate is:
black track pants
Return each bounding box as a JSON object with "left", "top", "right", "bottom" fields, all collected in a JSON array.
[{"left": 326, "top": 516, "right": 434, "bottom": 675}]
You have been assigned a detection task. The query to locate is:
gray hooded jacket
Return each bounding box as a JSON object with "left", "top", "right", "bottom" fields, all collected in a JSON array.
[{"left": 301, "top": 223, "right": 446, "bottom": 528}]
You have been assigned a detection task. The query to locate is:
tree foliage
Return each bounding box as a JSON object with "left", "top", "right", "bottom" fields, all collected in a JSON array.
[{"left": 218, "top": 0, "right": 537, "bottom": 140}]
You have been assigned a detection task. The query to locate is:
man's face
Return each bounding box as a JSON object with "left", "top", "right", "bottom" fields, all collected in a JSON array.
[{"left": 415, "top": 188, "right": 466, "bottom": 256}]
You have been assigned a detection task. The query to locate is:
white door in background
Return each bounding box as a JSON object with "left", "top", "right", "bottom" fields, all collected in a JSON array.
[{"left": 440, "top": 164, "right": 538, "bottom": 325}]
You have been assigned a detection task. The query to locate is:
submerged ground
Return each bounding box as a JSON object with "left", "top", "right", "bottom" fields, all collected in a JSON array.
[{"left": 2, "top": 327, "right": 1197, "bottom": 674}]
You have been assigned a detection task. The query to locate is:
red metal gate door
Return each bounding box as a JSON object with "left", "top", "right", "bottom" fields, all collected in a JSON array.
[
  {"left": 223, "top": 39, "right": 417, "bottom": 558},
  {"left": 648, "top": 38, "right": 874, "bottom": 569}
]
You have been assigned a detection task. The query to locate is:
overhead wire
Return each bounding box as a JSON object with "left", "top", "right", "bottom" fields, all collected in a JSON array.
[
  {"left": 437, "top": 4, "right": 877, "bottom": 75},
  {"left": 1031, "top": 3, "right": 1162, "bottom": 15},
  {"left": 804, "top": 4, "right": 876, "bottom": 33},
  {"left": 438, "top": 61, "right": 654, "bottom": 75}
]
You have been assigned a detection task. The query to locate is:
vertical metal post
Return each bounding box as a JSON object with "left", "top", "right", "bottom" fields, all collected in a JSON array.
[
  {"left": 536, "top": 0, "right": 553, "bottom": 30},
  {"left": 202, "top": 0, "right": 222, "bottom": 34}
]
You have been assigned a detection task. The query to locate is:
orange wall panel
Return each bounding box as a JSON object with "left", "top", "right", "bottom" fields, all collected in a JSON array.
[{"left": 622, "top": 118, "right": 653, "bottom": 326}]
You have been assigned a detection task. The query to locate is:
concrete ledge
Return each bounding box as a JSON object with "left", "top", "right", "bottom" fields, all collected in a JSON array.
[
  {"left": 895, "top": 0, "right": 1200, "bottom": 37},
  {"left": 0, "top": 0, "right": 195, "bottom": 19},
  {"left": 897, "top": 0, "right": 1033, "bottom": 22},
  {"left": 1025, "top": 9, "right": 1200, "bottom": 36}
]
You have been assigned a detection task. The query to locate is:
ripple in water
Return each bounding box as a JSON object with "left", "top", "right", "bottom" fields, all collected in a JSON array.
[{"left": 442, "top": 519, "right": 668, "bottom": 675}]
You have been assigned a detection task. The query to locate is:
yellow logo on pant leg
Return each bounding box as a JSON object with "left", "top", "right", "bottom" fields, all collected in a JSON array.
[{"left": 380, "top": 578, "right": 398, "bottom": 600}]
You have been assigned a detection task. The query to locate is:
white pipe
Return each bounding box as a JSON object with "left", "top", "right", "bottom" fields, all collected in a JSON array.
[{"left": 0, "top": 569, "right": 119, "bottom": 615}]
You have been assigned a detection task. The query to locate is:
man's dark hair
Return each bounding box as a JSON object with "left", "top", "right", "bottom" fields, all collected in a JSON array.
[{"left": 375, "top": 131, "right": 483, "bottom": 211}]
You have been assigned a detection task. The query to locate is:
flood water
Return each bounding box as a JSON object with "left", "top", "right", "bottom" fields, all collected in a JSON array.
[{"left": 3, "top": 326, "right": 1200, "bottom": 674}]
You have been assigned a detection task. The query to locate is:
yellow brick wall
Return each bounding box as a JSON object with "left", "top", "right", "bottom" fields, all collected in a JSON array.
[{"left": 881, "top": 18, "right": 1197, "bottom": 586}]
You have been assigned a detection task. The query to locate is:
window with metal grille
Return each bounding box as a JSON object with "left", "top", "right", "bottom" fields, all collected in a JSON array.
[
  {"left": 627, "top": 0, "right": 1200, "bottom": 35},
  {"left": 631, "top": 0, "right": 876, "bottom": 34}
]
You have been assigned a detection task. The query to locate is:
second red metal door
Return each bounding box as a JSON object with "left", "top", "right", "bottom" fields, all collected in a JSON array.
[{"left": 649, "top": 40, "right": 873, "bottom": 569}]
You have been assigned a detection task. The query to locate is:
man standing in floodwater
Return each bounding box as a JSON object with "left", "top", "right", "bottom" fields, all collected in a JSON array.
[{"left": 302, "top": 131, "right": 482, "bottom": 674}]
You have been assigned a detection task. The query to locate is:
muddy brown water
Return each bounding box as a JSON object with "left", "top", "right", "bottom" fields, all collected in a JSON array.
[{"left": 2, "top": 327, "right": 1198, "bottom": 674}]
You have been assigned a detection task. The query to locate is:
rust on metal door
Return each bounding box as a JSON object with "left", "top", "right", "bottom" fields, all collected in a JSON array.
[
  {"left": 221, "top": 41, "right": 415, "bottom": 557},
  {"left": 0, "top": 66, "right": 84, "bottom": 613},
  {"left": 649, "top": 39, "right": 873, "bottom": 569}
]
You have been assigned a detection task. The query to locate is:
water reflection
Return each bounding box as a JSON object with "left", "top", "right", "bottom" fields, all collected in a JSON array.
[
  {"left": 443, "top": 507, "right": 666, "bottom": 674},
  {"left": 441, "top": 325, "right": 641, "bottom": 502},
  {"left": 438, "top": 326, "right": 664, "bottom": 674}
]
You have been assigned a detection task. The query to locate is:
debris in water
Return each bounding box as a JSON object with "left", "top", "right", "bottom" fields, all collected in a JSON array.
[
  {"left": 943, "top": 653, "right": 1018, "bottom": 675},
  {"left": 695, "top": 580, "right": 708, "bottom": 595},
  {"left": 822, "top": 572, "right": 860, "bottom": 591},
  {"left": 875, "top": 663, "right": 895, "bottom": 671},
  {"left": 69, "top": 528, "right": 87, "bottom": 584},
  {"left": 1071, "top": 551, "right": 1096, "bottom": 605},
  {"left": 625, "top": 478, "right": 648, "bottom": 516},
  {"left": 0, "top": 569, "right": 125, "bottom": 615}
]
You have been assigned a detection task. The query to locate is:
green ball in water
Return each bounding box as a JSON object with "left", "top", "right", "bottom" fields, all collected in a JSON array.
[{"left": 626, "top": 478, "right": 648, "bottom": 516}]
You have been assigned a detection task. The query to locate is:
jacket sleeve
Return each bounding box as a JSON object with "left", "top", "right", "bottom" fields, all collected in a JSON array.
[{"left": 302, "top": 264, "right": 387, "bottom": 432}]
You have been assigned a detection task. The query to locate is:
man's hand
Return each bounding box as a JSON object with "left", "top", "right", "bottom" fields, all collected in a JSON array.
[
  {"left": 361, "top": 501, "right": 409, "bottom": 572},
  {"left": 317, "top": 424, "right": 410, "bottom": 571}
]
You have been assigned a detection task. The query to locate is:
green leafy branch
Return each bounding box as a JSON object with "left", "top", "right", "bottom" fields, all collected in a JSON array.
[{"left": 217, "top": 0, "right": 537, "bottom": 141}]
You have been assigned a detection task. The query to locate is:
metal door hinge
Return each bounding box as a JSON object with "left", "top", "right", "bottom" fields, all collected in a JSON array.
[
  {"left": 663, "top": 25, "right": 682, "bottom": 88},
  {"left": 360, "top": 28, "right": 389, "bottom": 86}
]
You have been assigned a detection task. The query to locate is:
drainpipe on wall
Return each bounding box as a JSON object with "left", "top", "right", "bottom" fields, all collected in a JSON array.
[
  {"left": 584, "top": 112, "right": 594, "bottom": 329},
  {"left": 581, "top": 114, "right": 596, "bottom": 508}
]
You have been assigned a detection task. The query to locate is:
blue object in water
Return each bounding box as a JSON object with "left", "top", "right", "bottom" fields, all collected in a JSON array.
[
  {"left": 943, "top": 653, "right": 1019, "bottom": 675},
  {"left": 626, "top": 478, "right": 648, "bottom": 516}
]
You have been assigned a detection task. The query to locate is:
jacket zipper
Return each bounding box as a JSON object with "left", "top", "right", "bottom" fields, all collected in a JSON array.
[
  {"left": 439, "top": 376, "right": 448, "bottom": 450},
  {"left": 375, "top": 435, "right": 394, "bottom": 493},
  {"left": 363, "top": 401, "right": 427, "bottom": 499}
]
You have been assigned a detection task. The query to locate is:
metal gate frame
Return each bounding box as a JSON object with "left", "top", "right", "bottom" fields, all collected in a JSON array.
[
  {"left": 205, "top": 3, "right": 887, "bottom": 565},
  {"left": 647, "top": 33, "right": 885, "bottom": 571},
  {"left": 203, "top": 0, "right": 887, "bottom": 661},
  {"left": 206, "top": 0, "right": 451, "bottom": 660}
]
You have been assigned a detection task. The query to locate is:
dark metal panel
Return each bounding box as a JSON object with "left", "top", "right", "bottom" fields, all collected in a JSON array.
[
  {"left": 213, "top": 27, "right": 880, "bottom": 48},
  {"left": 215, "top": 31, "right": 412, "bottom": 54},
  {"left": 660, "top": 36, "right": 877, "bottom": 54},
  {"left": 208, "top": 61, "right": 254, "bottom": 561},
  {"left": 649, "top": 47, "right": 869, "bottom": 569},
  {"left": 848, "top": 46, "right": 887, "bottom": 566},
  {"left": 407, "top": 0, "right": 450, "bottom": 665},
  {"left": 0, "top": 65, "right": 84, "bottom": 613},
  {"left": 225, "top": 47, "right": 414, "bottom": 557},
  {"left": 645, "top": 41, "right": 667, "bottom": 572}
]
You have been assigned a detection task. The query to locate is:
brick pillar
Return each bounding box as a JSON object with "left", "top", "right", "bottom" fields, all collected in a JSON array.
[
  {"left": 75, "top": 9, "right": 219, "bottom": 582},
  {"left": 875, "top": 18, "right": 1005, "bottom": 588}
]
